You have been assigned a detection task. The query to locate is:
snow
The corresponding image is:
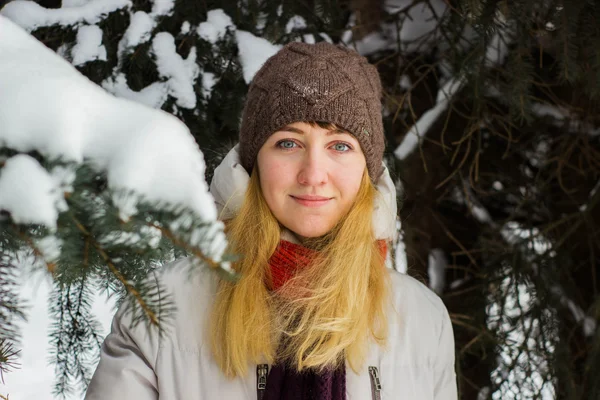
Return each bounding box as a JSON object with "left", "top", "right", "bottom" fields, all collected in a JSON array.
[
  {"left": 202, "top": 72, "right": 217, "bottom": 98},
  {"left": 116, "top": 2, "right": 176, "bottom": 55},
  {"left": 197, "top": 9, "right": 234, "bottom": 44},
  {"left": 531, "top": 103, "right": 600, "bottom": 136},
  {"left": 589, "top": 180, "right": 600, "bottom": 200},
  {"left": 565, "top": 297, "right": 597, "bottom": 336},
  {"left": 470, "top": 204, "right": 491, "bottom": 223},
  {"left": 35, "top": 235, "right": 64, "bottom": 263},
  {"left": 119, "top": 11, "right": 154, "bottom": 52},
  {"left": 349, "top": 0, "right": 446, "bottom": 56},
  {"left": 478, "top": 387, "right": 491, "bottom": 400},
  {"left": 72, "top": 25, "right": 107, "bottom": 66},
  {"left": 101, "top": 73, "right": 168, "bottom": 109},
  {"left": 485, "top": 11, "right": 511, "bottom": 66},
  {"left": 487, "top": 221, "right": 595, "bottom": 397},
  {"left": 449, "top": 277, "right": 469, "bottom": 290},
  {"left": 285, "top": 15, "right": 307, "bottom": 34},
  {"left": 0, "top": 155, "right": 63, "bottom": 229},
  {"left": 551, "top": 285, "right": 597, "bottom": 337},
  {"left": 531, "top": 103, "right": 568, "bottom": 120},
  {"left": 51, "top": 165, "right": 77, "bottom": 194},
  {"left": 451, "top": 185, "right": 493, "bottom": 224},
  {"left": 0, "top": 0, "right": 130, "bottom": 31},
  {"left": 151, "top": 0, "right": 174, "bottom": 17},
  {"left": 485, "top": 30, "right": 509, "bottom": 66},
  {"left": 340, "top": 28, "right": 353, "bottom": 45},
  {"left": 351, "top": 31, "right": 389, "bottom": 56},
  {"left": 62, "top": 0, "right": 94, "bottom": 6},
  {"left": 302, "top": 34, "right": 316, "bottom": 44},
  {"left": 501, "top": 222, "right": 552, "bottom": 255},
  {"left": 487, "top": 269, "right": 557, "bottom": 399},
  {"left": 152, "top": 32, "right": 199, "bottom": 109},
  {"left": 398, "top": 75, "right": 412, "bottom": 90},
  {"left": 180, "top": 21, "right": 191, "bottom": 34},
  {"left": 388, "top": 1, "right": 447, "bottom": 50},
  {"left": 0, "top": 14, "right": 229, "bottom": 399},
  {"left": 427, "top": 248, "right": 446, "bottom": 294},
  {"left": 255, "top": 12, "right": 268, "bottom": 31},
  {"left": 436, "top": 78, "right": 463, "bottom": 103},
  {"left": 393, "top": 222, "right": 408, "bottom": 274},
  {"left": 394, "top": 77, "right": 463, "bottom": 160},
  {"left": 319, "top": 33, "right": 333, "bottom": 43},
  {"left": 99, "top": 225, "right": 162, "bottom": 248},
  {"left": 394, "top": 131, "right": 421, "bottom": 161},
  {"left": 0, "top": 16, "right": 218, "bottom": 226},
  {"left": 235, "top": 30, "right": 282, "bottom": 84}
]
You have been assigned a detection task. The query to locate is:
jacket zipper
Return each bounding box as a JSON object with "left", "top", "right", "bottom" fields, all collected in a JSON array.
[
  {"left": 257, "top": 364, "right": 268, "bottom": 400},
  {"left": 369, "top": 366, "right": 382, "bottom": 400},
  {"left": 258, "top": 364, "right": 381, "bottom": 399}
]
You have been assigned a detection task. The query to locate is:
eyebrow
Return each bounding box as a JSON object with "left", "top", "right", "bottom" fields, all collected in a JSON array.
[{"left": 279, "top": 126, "right": 350, "bottom": 135}]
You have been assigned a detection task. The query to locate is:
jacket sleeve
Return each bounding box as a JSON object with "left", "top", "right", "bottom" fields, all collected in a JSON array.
[
  {"left": 433, "top": 306, "right": 458, "bottom": 400},
  {"left": 84, "top": 302, "right": 160, "bottom": 400}
]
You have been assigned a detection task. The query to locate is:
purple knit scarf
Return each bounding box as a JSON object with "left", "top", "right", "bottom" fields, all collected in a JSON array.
[{"left": 262, "top": 361, "right": 346, "bottom": 400}]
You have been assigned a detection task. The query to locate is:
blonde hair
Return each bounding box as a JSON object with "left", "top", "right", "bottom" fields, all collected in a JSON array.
[{"left": 209, "top": 136, "right": 391, "bottom": 378}]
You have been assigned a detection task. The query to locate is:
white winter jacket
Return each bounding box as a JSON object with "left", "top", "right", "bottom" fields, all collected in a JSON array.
[{"left": 85, "top": 146, "right": 458, "bottom": 400}]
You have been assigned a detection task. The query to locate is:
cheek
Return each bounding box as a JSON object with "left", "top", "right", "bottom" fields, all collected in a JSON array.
[
  {"left": 259, "top": 159, "right": 294, "bottom": 202},
  {"left": 337, "top": 164, "right": 365, "bottom": 200}
]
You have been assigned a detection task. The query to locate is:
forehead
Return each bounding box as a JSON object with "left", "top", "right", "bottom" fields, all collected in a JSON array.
[{"left": 276, "top": 121, "right": 353, "bottom": 136}]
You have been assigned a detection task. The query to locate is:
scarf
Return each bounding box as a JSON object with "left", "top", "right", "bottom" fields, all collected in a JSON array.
[{"left": 263, "top": 239, "right": 387, "bottom": 400}]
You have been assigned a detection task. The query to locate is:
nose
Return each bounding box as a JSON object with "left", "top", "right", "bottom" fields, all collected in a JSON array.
[{"left": 297, "top": 148, "right": 328, "bottom": 186}]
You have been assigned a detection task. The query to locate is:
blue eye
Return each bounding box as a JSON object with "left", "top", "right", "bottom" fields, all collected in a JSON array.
[
  {"left": 276, "top": 140, "right": 297, "bottom": 149},
  {"left": 332, "top": 142, "right": 351, "bottom": 152}
]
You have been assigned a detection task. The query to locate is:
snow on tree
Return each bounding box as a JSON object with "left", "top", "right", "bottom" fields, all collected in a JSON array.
[{"left": 0, "top": 12, "right": 232, "bottom": 398}]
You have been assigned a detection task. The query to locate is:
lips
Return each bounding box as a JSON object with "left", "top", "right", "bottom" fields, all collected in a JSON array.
[
  {"left": 291, "top": 195, "right": 332, "bottom": 208},
  {"left": 292, "top": 195, "right": 331, "bottom": 201}
]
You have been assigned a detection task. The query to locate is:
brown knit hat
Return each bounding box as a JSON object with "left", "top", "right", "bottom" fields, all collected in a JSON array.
[{"left": 239, "top": 41, "right": 385, "bottom": 180}]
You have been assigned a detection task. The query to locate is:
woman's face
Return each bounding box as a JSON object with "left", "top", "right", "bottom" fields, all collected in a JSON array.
[{"left": 256, "top": 121, "right": 367, "bottom": 239}]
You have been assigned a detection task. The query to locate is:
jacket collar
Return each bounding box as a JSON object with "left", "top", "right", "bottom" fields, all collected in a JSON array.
[{"left": 209, "top": 144, "right": 398, "bottom": 242}]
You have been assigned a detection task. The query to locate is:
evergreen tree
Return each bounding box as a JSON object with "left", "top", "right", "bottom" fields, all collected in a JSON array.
[{"left": 0, "top": 0, "right": 599, "bottom": 398}]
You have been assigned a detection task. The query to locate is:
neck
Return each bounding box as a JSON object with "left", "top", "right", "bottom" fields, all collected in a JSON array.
[
  {"left": 280, "top": 226, "right": 337, "bottom": 251},
  {"left": 280, "top": 227, "right": 302, "bottom": 245}
]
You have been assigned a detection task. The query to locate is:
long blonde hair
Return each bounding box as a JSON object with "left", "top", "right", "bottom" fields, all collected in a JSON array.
[{"left": 209, "top": 152, "right": 391, "bottom": 378}]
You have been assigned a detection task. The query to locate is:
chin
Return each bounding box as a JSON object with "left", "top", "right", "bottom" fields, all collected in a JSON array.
[{"left": 287, "top": 222, "right": 334, "bottom": 238}]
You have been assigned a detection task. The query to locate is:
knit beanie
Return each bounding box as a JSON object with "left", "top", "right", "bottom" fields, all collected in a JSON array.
[{"left": 239, "top": 41, "right": 385, "bottom": 181}]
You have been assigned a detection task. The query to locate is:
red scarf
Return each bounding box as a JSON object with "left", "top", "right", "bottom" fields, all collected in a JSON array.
[
  {"left": 263, "top": 239, "right": 388, "bottom": 400},
  {"left": 268, "top": 240, "right": 388, "bottom": 291}
]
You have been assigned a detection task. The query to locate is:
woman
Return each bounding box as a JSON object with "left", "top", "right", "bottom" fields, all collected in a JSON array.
[{"left": 85, "top": 42, "right": 457, "bottom": 400}]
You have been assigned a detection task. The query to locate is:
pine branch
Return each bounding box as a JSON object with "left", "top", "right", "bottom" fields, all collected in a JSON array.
[
  {"left": 148, "top": 223, "right": 221, "bottom": 270},
  {"left": 0, "top": 260, "right": 26, "bottom": 344},
  {"left": 0, "top": 339, "right": 20, "bottom": 385},
  {"left": 49, "top": 278, "right": 104, "bottom": 398},
  {"left": 14, "top": 228, "right": 56, "bottom": 274},
  {"left": 71, "top": 216, "right": 160, "bottom": 327}
]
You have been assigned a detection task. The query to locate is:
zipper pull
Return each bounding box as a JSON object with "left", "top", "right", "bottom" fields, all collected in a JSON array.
[
  {"left": 257, "top": 364, "right": 268, "bottom": 390},
  {"left": 369, "top": 366, "right": 382, "bottom": 391}
]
